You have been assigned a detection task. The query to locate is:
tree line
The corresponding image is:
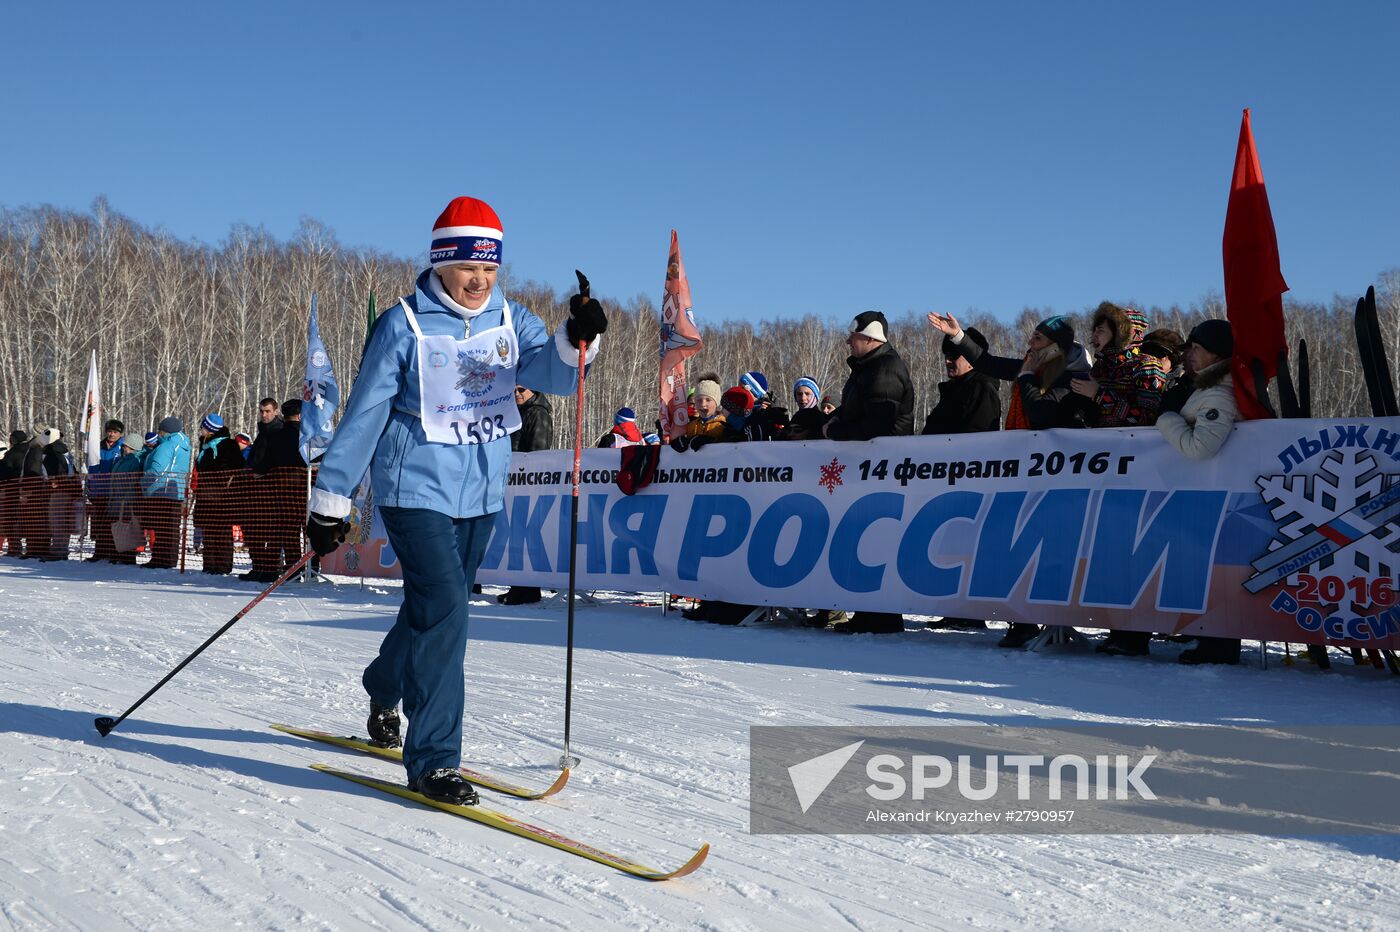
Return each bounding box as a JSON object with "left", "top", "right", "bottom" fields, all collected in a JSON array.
[{"left": 1, "top": 199, "right": 1395, "bottom": 454}]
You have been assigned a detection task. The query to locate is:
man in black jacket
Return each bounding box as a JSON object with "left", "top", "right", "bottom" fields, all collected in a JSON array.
[
  {"left": 242, "top": 398, "right": 284, "bottom": 581},
  {"left": 511, "top": 386, "right": 554, "bottom": 455},
  {"left": 823, "top": 311, "right": 913, "bottom": 634},
  {"left": 267, "top": 399, "right": 309, "bottom": 577},
  {"left": 499, "top": 385, "right": 554, "bottom": 604},
  {"left": 824, "top": 311, "right": 915, "bottom": 441},
  {"left": 921, "top": 327, "right": 1001, "bottom": 436},
  {"left": 922, "top": 327, "right": 1001, "bottom": 630},
  {"left": 1, "top": 430, "right": 45, "bottom": 558},
  {"left": 38, "top": 428, "right": 78, "bottom": 561}
]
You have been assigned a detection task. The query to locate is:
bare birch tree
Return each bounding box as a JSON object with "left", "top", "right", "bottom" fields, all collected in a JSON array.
[{"left": 0, "top": 200, "right": 1392, "bottom": 449}]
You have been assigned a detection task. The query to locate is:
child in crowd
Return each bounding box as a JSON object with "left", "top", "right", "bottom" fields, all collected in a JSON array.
[
  {"left": 793, "top": 377, "right": 821, "bottom": 410},
  {"left": 598, "top": 407, "right": 643, "bottom": 448},
  {"left": 672, "top": 374, "right": 726, "bottom": 450}
]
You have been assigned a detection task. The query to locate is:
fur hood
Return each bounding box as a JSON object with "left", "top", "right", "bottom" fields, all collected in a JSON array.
[
  {"left": 1092, "top": 302, "right": 1133, "bottom": 354},
  {"left": 1193, "top": 358, "right": 1232, "bottom": 390}
]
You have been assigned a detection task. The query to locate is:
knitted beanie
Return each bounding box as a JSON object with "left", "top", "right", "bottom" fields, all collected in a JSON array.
[
  {"left": 793, "top": 377, "right": 821, "bottom": 408},
  {"left": 722, "top": 386, "right": 755, "bottom": 417},
  {"left": 739, "top": 371, "right": 769, "bottom": 401},
  {"left": 157, "top": 416, "right": 183, "bottom": 434},
  {"left": 1125, "top": 307, "right": 1149, "bottom": 342},
  {"left": 429, "top": 196, "right": 503, "bottom": 268},
  {"left": 614, "top": 407, "right": 637, "bottom": 426},
  {"left": 1035, "top": 315, "right": 1075, "bottom": 355},
  {"left": 693, "top": 378, "right": 722, "bottom": 405},
  {"left": 1187, "top": 319, "right": 1234, "bottom": 359},
  {"left": 851, "top": 310, "right": 889, "bottom": 342},
  {"left": 201, "top": 413, "right": 224, "bottom": 433}
]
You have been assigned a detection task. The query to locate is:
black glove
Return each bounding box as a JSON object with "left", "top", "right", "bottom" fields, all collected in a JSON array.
[
  {"left": 305, "top": 512, "right": 349, "bottom": 556},
  {"left": 566, "top": 269, "right": 608, "bottom": 347},
  {"left": 688, "top": 435, "right": 711, "bottom": 451},
  {"left": 669, "top": 436, "right": 692, "bottom": 453}
]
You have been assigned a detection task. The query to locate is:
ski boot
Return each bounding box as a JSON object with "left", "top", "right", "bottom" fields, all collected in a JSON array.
[
  {"left": 367, "top": 702, "right": 402, "bottom": 749},
  {"left": 410, "top": 768, "right": 479, "bottom": 805}
]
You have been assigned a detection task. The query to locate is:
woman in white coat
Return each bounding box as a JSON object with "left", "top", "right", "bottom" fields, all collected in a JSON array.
[{"left": 1157, "top": 318, "right": 1242, "bottom": 664}]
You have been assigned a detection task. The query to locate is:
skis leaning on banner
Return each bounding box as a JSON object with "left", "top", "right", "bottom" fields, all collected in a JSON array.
[
  {"left": 1261, "top": 337, "right": 1329, "bottom": 669},
  {"left": 1352, "top": 286, "right": 1400, "bottom": 675}
]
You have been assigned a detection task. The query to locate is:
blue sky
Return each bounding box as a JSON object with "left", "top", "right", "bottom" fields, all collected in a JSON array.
[{"left": 2, "top": 2, "right": 1396, "bottom": 324}]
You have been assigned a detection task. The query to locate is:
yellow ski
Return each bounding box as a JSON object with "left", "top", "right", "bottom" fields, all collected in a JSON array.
[
  {"left": 272, "top": 724, "right": 569, "bottom": 800},
  {"left": 310, "top": 763, "right": 709, "bottom": 881}
]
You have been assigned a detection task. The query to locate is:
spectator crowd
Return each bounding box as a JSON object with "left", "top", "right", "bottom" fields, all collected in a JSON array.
[
  {"left": 1, "top": 303, "right": 1244, "bottom": 665},
  {"left": 657, "top": 303, "right": 1242, "bottom": 665},
  {"left": 1, "top": 398, "right": 311, "bottom": 583}
]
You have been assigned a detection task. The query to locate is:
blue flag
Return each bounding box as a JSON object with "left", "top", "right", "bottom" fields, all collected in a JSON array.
[{"left": 300, "top": 294, "right": 339, "bottom": 462}]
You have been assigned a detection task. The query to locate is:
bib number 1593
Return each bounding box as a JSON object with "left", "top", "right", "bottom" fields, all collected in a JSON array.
[{"left": 451, "top": 415, "right": 507, "bottom": 445}]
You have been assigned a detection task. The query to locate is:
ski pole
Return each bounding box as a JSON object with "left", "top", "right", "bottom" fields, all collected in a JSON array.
[
  {"left": 94, "top": 549, "right": 315, "bottom": 736},
  {"left": 560, "top": 270, "right": 592, "bottom": 770}
]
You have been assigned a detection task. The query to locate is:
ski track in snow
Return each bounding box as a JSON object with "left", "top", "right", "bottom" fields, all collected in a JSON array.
[{"left": 1, "top": 560, "right": 1398, "bottom": 930}]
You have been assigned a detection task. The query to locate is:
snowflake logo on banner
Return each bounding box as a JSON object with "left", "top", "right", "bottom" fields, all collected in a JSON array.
[
  {"left": 817, "top": 457, "right": 845, "bottom": 495},
  {"left": 1255, "top": 449, "right": 1399, "bottom": 585}
]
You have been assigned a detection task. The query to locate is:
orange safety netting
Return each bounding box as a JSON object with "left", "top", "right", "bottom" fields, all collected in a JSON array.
[{"left": 0, "top": 465, "right": 312, "bottom": 575}]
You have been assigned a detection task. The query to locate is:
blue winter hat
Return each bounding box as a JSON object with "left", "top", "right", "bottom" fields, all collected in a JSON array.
[
  {"left": 793, "top": 377, "right": 821, "bottom": 403},
  {"left": 740, "top": 371, "right": 769, "bottom": 400},
  {"left": 143, "top": 431, "right": 159, "bottom": 447},
  {"left": 201, "top": 413, "right": 224, "bottom": 433},
  {"left": 614, "top": 407, "right": 637, "bottom": 425},
  {"left": 157, "top": 416, "right": 183, "bottom": 434}
]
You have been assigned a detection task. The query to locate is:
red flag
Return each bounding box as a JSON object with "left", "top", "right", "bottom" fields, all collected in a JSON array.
[
  {"left": 658, "top": 230, "right": 703, "bottom": 438},
  {"left": 1222, "top": 108, "right": 1289, "bottom": 420}
]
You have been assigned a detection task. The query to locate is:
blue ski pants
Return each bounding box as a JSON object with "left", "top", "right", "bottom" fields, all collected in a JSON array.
[{"left": 363, "top": 506, "right": 494, "bottom": 782}]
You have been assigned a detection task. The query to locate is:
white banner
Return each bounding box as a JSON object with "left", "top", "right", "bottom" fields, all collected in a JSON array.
[{"left": 322, "top": 420, "right": 1400, "bottom": 647}]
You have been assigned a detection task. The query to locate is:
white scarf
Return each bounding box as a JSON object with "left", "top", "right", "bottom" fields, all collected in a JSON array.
[{"left": 428, "top": 271, "right": 490, "bottom": 322}]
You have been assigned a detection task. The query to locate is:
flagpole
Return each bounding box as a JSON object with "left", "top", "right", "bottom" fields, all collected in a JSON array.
[{"left": 81, "top": 349, "right": 102, "bottom": 558}]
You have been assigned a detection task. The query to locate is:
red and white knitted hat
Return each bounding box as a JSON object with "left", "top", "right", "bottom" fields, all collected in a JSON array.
[{"left": 429, "top": 196, "right": 503, "bottom": 268}]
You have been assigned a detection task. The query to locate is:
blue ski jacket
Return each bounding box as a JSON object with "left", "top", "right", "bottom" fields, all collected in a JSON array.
[
  {"left": 310, "top": 269, "right": 596, "bottom": 520},
  {"left": 143, "top": 431, "right": 192, "bottom": 500},
  {"left": 87, "top": 437, "right": 125, "bottom": 497}
]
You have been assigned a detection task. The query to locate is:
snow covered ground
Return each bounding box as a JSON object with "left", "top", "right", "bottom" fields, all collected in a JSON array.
[{"left": 2, "top": 558, "right": 1398, "bottom": 930}]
